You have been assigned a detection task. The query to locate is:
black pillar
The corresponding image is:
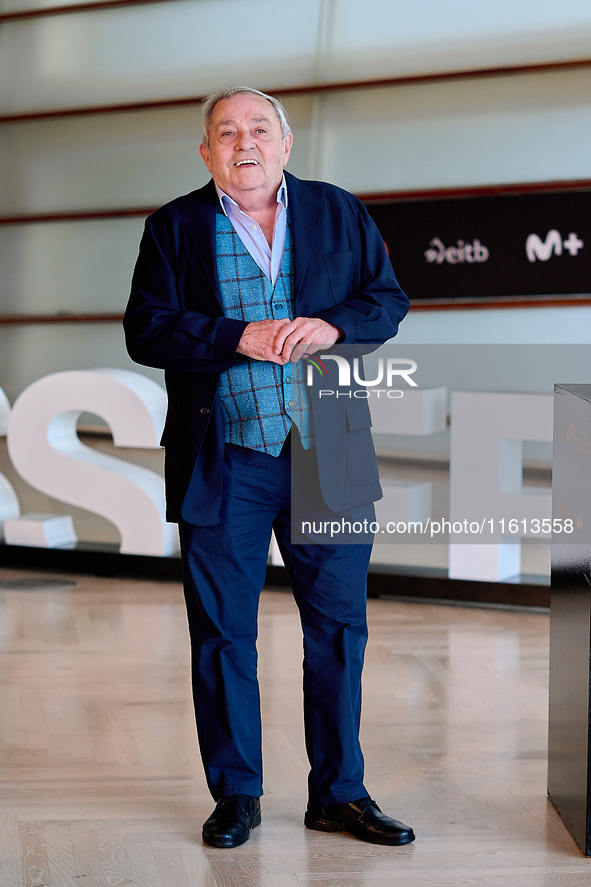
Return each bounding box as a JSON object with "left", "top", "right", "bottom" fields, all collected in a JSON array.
[{"left": 549, "top": 383, "right": 591, "bottom": 855}]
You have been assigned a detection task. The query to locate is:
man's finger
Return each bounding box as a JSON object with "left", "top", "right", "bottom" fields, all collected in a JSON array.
[
  {"left": 279, "top": 326, "right": 310, "bottom": 361},
  {"left": 273, "top": 320, "right": 299, "bottom": 354},
  {"left": 288, "top": 341, "right": 314, "bottom": 363}
]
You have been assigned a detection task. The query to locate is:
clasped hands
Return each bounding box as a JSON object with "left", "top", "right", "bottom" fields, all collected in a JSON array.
[{"left": 236, "top": 317, "right": 343, "bottom": 365}]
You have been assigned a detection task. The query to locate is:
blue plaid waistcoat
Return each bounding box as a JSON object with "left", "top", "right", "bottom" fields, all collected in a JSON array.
[{"left": 216, "top": 214, "right": 313, "bottom": 455}]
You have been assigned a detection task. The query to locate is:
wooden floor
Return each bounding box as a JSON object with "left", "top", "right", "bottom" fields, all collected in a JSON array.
[{"left": 0, "top": 569, "right": 588, "bottom": 886}]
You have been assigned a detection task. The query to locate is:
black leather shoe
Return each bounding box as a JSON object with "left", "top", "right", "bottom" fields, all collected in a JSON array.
[
  {"left": 304, "top": 797, "right": 415, "bottom": 846},
  {"left": 202, "top": 794, "right": 261, "bottom": 848}
]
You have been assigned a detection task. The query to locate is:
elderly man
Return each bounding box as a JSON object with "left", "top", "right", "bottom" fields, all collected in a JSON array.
[{"left": 124, "top": 86, "right": 413, "bottom": 849}]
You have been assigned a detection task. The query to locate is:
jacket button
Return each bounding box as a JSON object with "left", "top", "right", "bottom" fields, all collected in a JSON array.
[{"left": 200, "top": 407, "right": 209, "bottom": 415}]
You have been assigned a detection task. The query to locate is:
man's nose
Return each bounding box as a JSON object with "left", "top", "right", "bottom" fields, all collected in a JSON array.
[{"left": 236, "top": 128, "right": 255, "bottom": 150}]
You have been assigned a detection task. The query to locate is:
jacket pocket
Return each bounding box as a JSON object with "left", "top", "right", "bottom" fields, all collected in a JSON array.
[
  {"left": 323, "top": 250, "right": 358, "bottom": 304},
  {"left": 346, "top": 402, "right": 380, "bottom": 486}
]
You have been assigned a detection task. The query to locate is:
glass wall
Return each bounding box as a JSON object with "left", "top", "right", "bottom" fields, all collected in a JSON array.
[{"left": 2, "top": 0, "right": 591, "bottom": 396}]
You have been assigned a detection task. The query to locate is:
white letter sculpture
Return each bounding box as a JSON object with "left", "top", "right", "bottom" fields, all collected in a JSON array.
[
  {"left": 448, "top": 391, "right": 553, "bottom": 582},
  {"left": 0, "top": 386, "right": 10, "bottom": 436},
  {"left": 7, "top": 369, "right": 178, "bottom": 556},
  {"left": 0, "top": 385, "right": 20, "bottom": 538}
]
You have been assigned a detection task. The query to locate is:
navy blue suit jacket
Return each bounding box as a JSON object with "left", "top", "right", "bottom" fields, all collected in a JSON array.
[{"left": 124, "top": 171, "right": 409, "bottom": 524}]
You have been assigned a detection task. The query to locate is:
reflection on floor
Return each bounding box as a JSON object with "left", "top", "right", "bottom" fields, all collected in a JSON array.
[{"left": 0, "top": 570, "right": 583, "bottom": 885}]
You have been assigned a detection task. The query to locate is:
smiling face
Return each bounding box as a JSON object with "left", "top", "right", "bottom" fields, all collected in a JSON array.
[{"left": 199, "top": 93, "right": 293, "bottom": 210}]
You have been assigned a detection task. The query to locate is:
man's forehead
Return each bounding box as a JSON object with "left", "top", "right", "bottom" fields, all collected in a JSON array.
[
  {"left": 214, "top": 112, "right": 273, "bottom": 128},
  {"left": 211, "top": 95, "right": 277, "bottom": 127}
]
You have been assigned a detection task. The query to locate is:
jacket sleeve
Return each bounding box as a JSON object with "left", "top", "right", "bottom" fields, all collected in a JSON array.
[
  {"left": 123, "top": 211, "right": 248, "bottom": 373},
  {"left": 309, "top": 194, "right": 409, "bottom": 345}
]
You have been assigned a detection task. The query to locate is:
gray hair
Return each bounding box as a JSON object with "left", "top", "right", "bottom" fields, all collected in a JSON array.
[{"left": 201, "top": 86, "right": 292, "bottom": 147}]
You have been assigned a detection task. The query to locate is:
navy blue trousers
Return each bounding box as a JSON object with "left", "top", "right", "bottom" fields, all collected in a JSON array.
[{"left": 179, "top": 434, "right": 373, "bottom": 805}]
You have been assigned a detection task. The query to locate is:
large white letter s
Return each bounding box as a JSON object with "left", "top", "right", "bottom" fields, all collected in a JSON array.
[{"left": 7, "top": 369, "right": 177, "bottom": 556}]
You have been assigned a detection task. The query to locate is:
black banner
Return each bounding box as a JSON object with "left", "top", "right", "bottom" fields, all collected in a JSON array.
[{"left": 365, "top": 189, "right": 591, "bottom": 302}]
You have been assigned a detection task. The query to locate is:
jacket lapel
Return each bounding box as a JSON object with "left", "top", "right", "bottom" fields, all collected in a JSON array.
[
  {"left": 177, "top": 180, "right": 223, "bottom": 307},
  {"left": 285, "top": 171, "right": 323, "bottom": 304}
]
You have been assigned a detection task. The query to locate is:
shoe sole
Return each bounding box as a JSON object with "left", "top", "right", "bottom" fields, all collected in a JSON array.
[
  {"left": 305, "top": 815, "right": 415, "bottom": 846},
  {"left": 202, "top": 811, "right": 262, "bottom": 848}
]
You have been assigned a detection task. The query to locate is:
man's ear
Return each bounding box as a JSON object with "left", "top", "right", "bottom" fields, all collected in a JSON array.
[
  {"left": 283, "top": 132, "right": 294, "bottom": 166},
  {"left": 199, "top": 143, "right": 211, "bottom": 170}
]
